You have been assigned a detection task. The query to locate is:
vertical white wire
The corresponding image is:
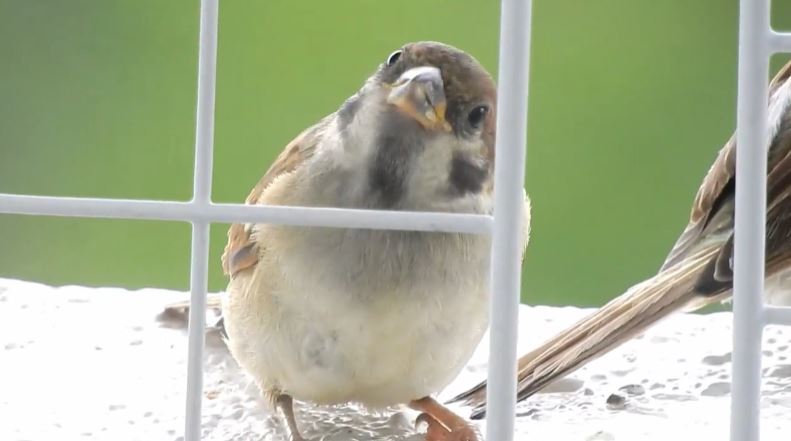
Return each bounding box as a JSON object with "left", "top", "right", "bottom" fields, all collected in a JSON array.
[
  {"left": 730, "top": 0, "right": 769, "bottom": 440},
  {"left": 486, "top": 0, "right": 532, "bottom": 440},
  {"left": 185, "top": 0, "right": 219, "bottom": 440},
  {"left": 185, "top": 221, "right": 211, "bottom": 441},
  {"left": 192, "top": 0, "right": 219, "bottom": 204}
]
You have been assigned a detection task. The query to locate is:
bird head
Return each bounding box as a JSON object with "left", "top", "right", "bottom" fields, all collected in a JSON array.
[{"left": 334, "top": 41, "right": 498, "bottom": 210}]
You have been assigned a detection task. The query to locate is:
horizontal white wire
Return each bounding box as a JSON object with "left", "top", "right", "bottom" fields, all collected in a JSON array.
[
  {"left": 764, "top": 306, "right": 791, "bottom": 326},
  {"left": 768, "top": 31, "right": 791, "bottom": 53},
  {"left": 0, "top": 194, "right": 493, "bottom": 234}
]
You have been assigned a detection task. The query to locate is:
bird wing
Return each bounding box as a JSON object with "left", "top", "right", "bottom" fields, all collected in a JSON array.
[
  {"left": 221, "top": 116, "right": 331, "bottom": 278},
  {"left": 661, "top": 61, "right": 791, "bottom": 272}
]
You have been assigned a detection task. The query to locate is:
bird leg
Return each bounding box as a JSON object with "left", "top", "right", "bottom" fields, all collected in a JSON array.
[
  {"left": 276, "top": 394, "right": 306, "bottom": 441},
  {"left": 409, "top": 397, "right": 480, "bottom": 441}
]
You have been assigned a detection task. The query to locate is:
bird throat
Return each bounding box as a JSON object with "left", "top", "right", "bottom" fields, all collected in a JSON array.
[{"left": 368, "top": 131, "right": 422, "bottom": 208}]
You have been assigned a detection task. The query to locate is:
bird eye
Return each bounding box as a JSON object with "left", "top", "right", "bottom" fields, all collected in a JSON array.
[
  {"left": 386, "top": 50, "right": 402, "bottom": 66},
  {"left": 467, "top": 105, "right": 489, "bottom": 128}
]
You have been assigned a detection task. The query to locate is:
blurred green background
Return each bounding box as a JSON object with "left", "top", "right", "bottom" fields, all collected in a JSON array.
[{"left": 1, "top": 1, "right": 790, "bottom": 306}]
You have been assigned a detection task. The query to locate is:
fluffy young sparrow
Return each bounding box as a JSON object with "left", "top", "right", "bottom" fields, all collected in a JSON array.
[
  {"left": 454, "top": 60, "right": 791, "bottom": 418},
  {"left": 194, "top": 41, "right": 529, "bottom": 441}
]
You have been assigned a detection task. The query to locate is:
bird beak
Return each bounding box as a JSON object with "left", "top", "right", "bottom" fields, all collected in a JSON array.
[{"left": 387, "top": 66, "right": 452, "bottom": 132}]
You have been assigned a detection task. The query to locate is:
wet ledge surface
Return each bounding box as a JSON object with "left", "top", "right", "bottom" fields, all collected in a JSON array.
[{"left": 1, "top": 278, "right": 789, "bottom": 441}]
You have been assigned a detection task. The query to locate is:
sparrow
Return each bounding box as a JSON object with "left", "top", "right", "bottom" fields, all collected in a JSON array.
[
  {"left": 167, "top": 41, "right": 530, "bottom": 441},
  {"left": 452, "top": 60, "right": 791, "bottom": 419}
]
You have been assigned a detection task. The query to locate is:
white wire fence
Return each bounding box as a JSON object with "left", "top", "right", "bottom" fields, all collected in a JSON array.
[
  {"left": 0, "top": 1, "right": 789, "bottom": 440},
  {"left": 0, "top": 0, "right": 528, "bottom": 440}
]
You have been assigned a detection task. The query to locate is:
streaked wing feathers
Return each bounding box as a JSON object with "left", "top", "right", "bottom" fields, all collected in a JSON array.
[
  {"left": 661, "top": 61, "right": 791, "bottom": 271},
  {"left": 221, "top": 117, "right": 330, "bottom": 277}
]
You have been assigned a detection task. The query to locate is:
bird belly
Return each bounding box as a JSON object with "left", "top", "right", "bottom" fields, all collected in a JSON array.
[
  {"left": 287, "top": 290, "right": 487, "bottom": 406},
  {"left": 222, "top": 248, "right": 489, "bottom": 408}
]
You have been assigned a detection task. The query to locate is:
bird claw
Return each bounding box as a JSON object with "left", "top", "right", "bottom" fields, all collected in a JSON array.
[
  {"left": 415, "top": 412, "right": 479, "bottom": 441},
  {"left": 416, "top": 412, "right": 449, "bottom": 441}
]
